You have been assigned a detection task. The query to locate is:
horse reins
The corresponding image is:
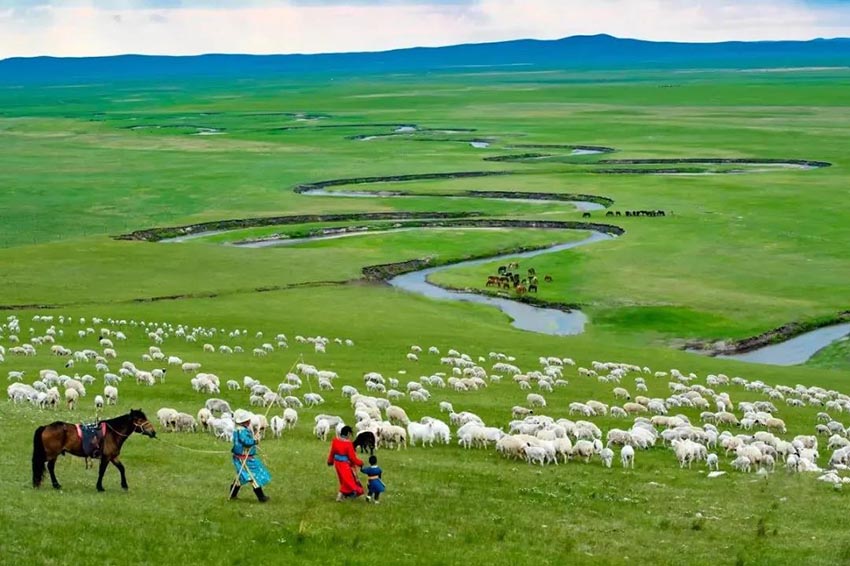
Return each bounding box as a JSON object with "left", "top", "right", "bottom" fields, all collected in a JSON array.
[{"left": 105, "top": 420, "right": 150, "bottom": 438}]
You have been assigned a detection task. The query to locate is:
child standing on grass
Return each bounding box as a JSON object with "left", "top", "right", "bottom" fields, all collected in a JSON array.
[{"left": 361, "top": 455, "right": 385, "bottom": 503}]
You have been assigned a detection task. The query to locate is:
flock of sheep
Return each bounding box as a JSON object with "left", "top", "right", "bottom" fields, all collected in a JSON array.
[{"left": 5, "top": 312, "right": 850, "bottom": 488}]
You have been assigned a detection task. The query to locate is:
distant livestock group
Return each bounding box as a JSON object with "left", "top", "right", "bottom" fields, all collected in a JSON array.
[{"left": 484, "top": 262, "right": 552, "bottom": 295}]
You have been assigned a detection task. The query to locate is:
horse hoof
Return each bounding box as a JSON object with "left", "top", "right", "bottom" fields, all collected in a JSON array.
[
  {"left": 96, "top": 486, "right": 105, "bottom": 492},
  {"left": 121, "top": 485, "right": 128, "bottom": 491},
  {"left": 52, "top": 484, "right": 61, "bottom": 490}
]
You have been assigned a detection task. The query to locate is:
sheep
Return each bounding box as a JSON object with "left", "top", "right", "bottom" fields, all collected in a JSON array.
[
  {"left": 341, "top": 385, "right": 358, "bottom": 398},
  {"left": 766, "top": 417, "right": 787, "bottom": 434},
  {"left": 94, "top": 395, "right": 104, "bottom": 411},
  {"left": 408, "top": 422, "right": 435, "bottom": 447},
  {"left": 600, "top": 447, "right": 614, "bottom": 468},
  {"left": 381, "top": 425, "right": 408, "bottom": 450},
  {"left": 304, "top": 393, "right": 325, "bottom": 407},
  {"left": 732, "top": 456, "right": 752, "bottom": 473},
  {"left": 157, "top": 408, "right": 179, "bottom": 430},
  {"left": 572, "top": 440, "right": 597, "bottom": 463},
  {"left": 439, "top": 401, "right": 454, "bottom": 413},
  {"left": 527, "top": 393, "right": 546, "bottom": 408},
  {"left": 706, "top": 453, "right": 719, "bottom": 471},
  {"left": 610, "top": 406, "right": 628, "bottom": 419},
  {"left": 386, "top": 405, "right": 410, "bottom": 425},
  {"left": 623, "top": 402, "right": 648, "bottom": 415},
  {"left": 283, "top": 408, "right": 298, "bottom": 429},
  {"left": 205, "top": 398, "right": 232, "bottom": 415},
  {"left": 175, "top": 413, "right": 197, "bottom": 433},
  {"left": 193, "top": 407, "right": 212, "bottom": 431},
  {"left": 410, "top": 390, "right": 429, "bottom": 402},
  {"left": 606, "top": 429, "right": 633, "bottom": 448},
  {"left": 103, "top": 385, "right": 118, "bottom": 405},
  {"left": 524, "top": 445, "right": 547, "bottom": 466},
  {"left": 613, "top": 387, "right": 631, "bottom": 400},
  {"left": 181, "top": 362, "right": 201, "bottom": 373},
  {"left": 313, "top": 419, "right": 332, "bottom": 441},
  {"left": 387, "top": 389, "right": 405, "bottom": 401},
  {"left": 64, "top": 387, "right": 79, "bottom": 410},
  {"left": 620, "top": 445, "right": 635, "bottom": 469}
]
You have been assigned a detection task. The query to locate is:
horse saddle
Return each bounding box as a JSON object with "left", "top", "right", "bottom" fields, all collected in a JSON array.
[{"left": 76, "top": 422, "right": 106, "bottom": 458}]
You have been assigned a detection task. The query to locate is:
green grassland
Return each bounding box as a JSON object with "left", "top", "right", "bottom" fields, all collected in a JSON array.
[{"left": 1, "top": 67, "right": 850, "bottom": 565}]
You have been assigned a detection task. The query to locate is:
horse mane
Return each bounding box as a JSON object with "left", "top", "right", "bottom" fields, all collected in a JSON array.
[{"left": 100, "top": 410, "right": 133, "bottom": 428}]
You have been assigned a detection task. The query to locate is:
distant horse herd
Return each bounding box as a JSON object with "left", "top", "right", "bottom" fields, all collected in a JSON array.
[
  {"left": 581, "top": 210, "right": 668, "bottom": 218},
  {"left": 485, "top": 262, "right": 552, "bottom": 295}
]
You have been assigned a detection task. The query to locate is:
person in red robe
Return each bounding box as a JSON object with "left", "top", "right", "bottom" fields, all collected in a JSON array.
[{"left": 327, "top": 426, "right": 364, "bottom": 501}]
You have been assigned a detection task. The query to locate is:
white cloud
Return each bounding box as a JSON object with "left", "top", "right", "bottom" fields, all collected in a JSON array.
[{"left": 0, "top": 0, "right": 848, "bottom": 58}]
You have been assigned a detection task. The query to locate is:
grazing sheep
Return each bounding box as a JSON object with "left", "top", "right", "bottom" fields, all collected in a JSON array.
[
  {"left": 621, "top": 445, "right": 635, "bottom": 469},
  {"left": 525, "top": 445, "right": 547, "bottom": 466},
  {"left": 283, "top": 407, "right": 298, "bottom": 429},
  {"left": 304, "top": 392, "right": 325, "bottom": 407},
  {"left": 175, "top": 413, "right": 197, "bottom": 433},
  {"left": 94, "top": 395, "right": 104, "bottom": 411},
  {"left": 623, "top": 402, "right": 648, "bottom": 415},
  {"left": 613, "top": 387, "right": 631, "bottom": 400},
  {"left": 527, "top": 393, "right": 546, "bottom": 408},
  {"left": 64, "top": 387, "right": 79, "bottom": 410},
  {"left": 386, "top": 405, "right": 410, "bottom": 425},
  {"left": 600, "top": 447, "right": 614, "bottom": 468},
  {"left": 270, "top": 416, "right": 285, "bottom": 438},
  {"left": 732, "top": 456, "right": 752, "bottom": 473},
  {"left": 610, "top": 406, "right": 628, "bottom": 419},
  {"left": 706, "top": 453, "right": 719, "bottom": 471},
  {"left": 157, "top": 408, "right": 179, "bottom": 430},
  {"left": 104, "top": 385, "right": 118, "bottom": 405},
  {"left": 197, "top": 408, "right": 213, "bottom": 431},
  {"left": 205, "top": 398, "right": 232, "bottom": 415},
  {"left": 572, "top": 440, "right": 597, "bottom": 463}
]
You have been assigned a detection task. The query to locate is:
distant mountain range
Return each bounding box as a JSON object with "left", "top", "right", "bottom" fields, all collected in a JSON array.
[{"left": 1, "top": 34, "right": 849, "bottom": 83}]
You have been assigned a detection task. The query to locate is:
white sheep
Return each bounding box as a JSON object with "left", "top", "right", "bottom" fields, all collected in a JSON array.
[
  {"left": 94, "top": 395, "right": 104, "bottom": 411},
  {"left": 524, "top": 445, "right": 547, "bottom": 466},
  {"left": 64, "top": 387, "right": 79, "bottom": 410},
  {"left": 386, "top": 405, "right": 410, "bottom": 425},
  {"left": 732, "top": 455, "right": 752, "bottom": 473},
  {"left": 270, "top": 416, "right": 285, "bottom": 438},
  {"left": 526, "top": 393, "right": 546, "bottom": 408},
  {"left": 104, "top": 385, "right": 118, "bottom": 405},
  {"left": 283, "top": 407, "right": 298, "bottom": 429},
  {"left": 621, "top": 445, "right": 635, "bottom": 469},
  {"left": 600, "top": 447, "right": 614, "bottom": 468},
  {"left": 613, "top": 387, "right": 631, "bottom": 400}
]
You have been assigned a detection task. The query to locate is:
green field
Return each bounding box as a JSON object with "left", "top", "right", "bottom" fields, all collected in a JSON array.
[{"left": 2, "top": 67, "right": 850, "bottom": 565}]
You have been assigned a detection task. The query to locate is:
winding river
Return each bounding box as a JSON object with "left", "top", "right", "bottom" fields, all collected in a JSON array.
[
  {"left": 388, "top": 232, "right": 611, "bottom": 335},
  {"left": 138, "top": 121, "right": 839, "bottom": 364},
  {"left": 716, "top": 323, "right": 850, "bottom": 366}
]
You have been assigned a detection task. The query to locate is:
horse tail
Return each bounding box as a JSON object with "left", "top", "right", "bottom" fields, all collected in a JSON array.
[{"left": 32, "top": 426, "right": 47, "bottom": 487}]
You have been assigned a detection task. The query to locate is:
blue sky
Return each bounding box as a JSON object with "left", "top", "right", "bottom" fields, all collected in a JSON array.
[{"left": 1, "top": 0, "right": 849, "bottom": 58}]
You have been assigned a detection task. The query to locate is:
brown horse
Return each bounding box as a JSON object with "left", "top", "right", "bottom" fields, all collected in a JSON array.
[{"left": 32, "top": 408, "right": 156, "bottom": 492}]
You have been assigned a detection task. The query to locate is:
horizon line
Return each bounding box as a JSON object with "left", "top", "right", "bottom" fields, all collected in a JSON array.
[{"left": 3, "top": 33, "right": 849, "bottom": 63}]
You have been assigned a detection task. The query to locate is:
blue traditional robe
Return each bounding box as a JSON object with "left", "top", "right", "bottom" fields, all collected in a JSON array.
[
  {"left": 232, "top": 426, "right": 271, "bottom": 487},
  {"left": 361, "top": 465, "right": 385, "bottom": 494}
]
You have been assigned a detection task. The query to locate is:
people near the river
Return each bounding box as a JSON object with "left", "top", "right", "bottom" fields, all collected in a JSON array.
[
  {"left": 361, "top": 455, "right": 386, "bottom": 504},
  {"left": 230, "top": 409, "right": 271, "bottom": 503},
  {"left": 327, "top": 425, "right": 364, "bottom": 501}
]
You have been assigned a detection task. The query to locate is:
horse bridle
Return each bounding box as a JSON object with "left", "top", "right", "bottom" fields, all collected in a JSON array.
[{"left": 106, "top": 419, "right": 153, "bottom": 437}]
